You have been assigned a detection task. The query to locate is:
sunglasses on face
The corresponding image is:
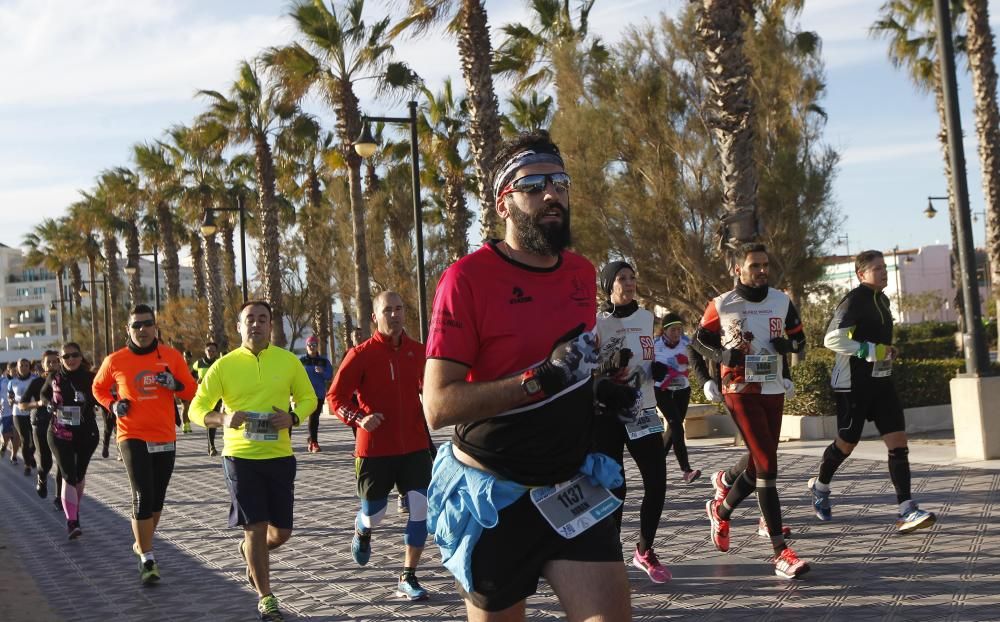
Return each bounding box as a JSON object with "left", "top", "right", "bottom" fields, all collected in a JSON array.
[
  {"left": 502, "top": 172, "right": 571, "bottom": 197},
  {"left": 61, "top": 352, "right": 82, "bottom": 361},
  {"left": 130, "top": 319, "right": 156, "bottom": 329}
]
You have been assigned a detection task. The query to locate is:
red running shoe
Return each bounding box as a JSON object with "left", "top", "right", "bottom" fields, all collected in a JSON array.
[
  {"left": 706, "top": 499, "right": 730, "bottom": 552},
  {"left": 774, "top": 547, "right": 810, "bottom": 579}
]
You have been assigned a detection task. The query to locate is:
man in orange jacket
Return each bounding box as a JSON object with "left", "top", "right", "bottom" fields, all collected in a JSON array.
[
  {"left": 93, "top": 304, "right": 197, "bottom": 585},
  {"left": 327, "top": 291, "right": 432, "bottom": 601}
]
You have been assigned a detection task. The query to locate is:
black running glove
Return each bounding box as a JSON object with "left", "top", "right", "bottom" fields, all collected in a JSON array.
[{"left": 530, "top": 323, "right": 600, "bottom": 397}]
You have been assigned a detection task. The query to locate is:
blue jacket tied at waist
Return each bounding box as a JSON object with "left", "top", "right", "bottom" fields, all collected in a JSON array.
[{"left": 426, "top": 441, "right": 623, "bottom": 592}]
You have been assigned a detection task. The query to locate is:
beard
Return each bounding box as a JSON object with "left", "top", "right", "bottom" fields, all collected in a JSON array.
[{"left": 509, "top": 201, "right": 572, "bottom": 255}]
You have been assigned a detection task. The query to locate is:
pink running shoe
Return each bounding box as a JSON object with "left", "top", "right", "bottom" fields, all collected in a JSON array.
[
  {"left": 632, "top": 545, "right": 672, "bottom": 584},
  {"left": 774, "top": 547, "right": 810, "bottom": 579},
  {"left": 706, "top": 499, "right": 730, "bottom": 552}
]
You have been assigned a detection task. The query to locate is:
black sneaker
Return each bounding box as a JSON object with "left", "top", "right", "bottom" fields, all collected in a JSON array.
[
  {"left": 68, "top": 520, "right": 82, "bottom": 540},
  {"left": 36, "top": 474, "right": 47, "bottom": 498},
  {"left": 101, "top": 445, "right": 109, "bottom": 459},
  {"left": 54, "top": 496, "right": 63, "bottom": 511}
]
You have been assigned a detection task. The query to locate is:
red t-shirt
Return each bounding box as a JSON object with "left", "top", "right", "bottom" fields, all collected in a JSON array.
[{"left": 426, "top": 242, "right": 598, "bottom": 486}]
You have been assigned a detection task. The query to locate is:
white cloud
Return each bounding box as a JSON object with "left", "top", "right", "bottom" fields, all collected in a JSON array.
[
  {"left": 1, "top": 0, "right": 291, "bottom": 106},
  {"left": 840, "top": 141, "right": 941, "bottom": 166}
]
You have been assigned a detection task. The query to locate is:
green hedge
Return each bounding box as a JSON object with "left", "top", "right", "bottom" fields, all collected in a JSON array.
[
  {"left": 897, "top": 337, "right": 958, "bottom": 360},
  {"left": 895, "top": 321, "right": 957, "bottom": 341}
]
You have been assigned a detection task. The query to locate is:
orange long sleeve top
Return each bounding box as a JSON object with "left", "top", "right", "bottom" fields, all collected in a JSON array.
[{"left": 92, "top": 341, "right": 197, "bottom": 443}]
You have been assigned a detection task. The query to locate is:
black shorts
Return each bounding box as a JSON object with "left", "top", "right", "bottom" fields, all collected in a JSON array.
[
  {"left": 835, "top": 383, "right": 905, "bottom": 444},
  {"left": 223, "top": 455, "right": 296, "bottom": 529},
  {"left": 458, "top": 491, "right": 622, "bottom": 612},
  {"left": 355, "top": 450, "right": 432, "bottom": 500}
]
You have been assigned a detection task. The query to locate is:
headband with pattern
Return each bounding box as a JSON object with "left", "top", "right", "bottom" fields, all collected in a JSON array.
[{"left": 492, "top": 149, "right": 565, "bottom": 200}]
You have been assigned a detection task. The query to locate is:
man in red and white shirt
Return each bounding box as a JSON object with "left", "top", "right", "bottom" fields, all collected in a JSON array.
[{"left": 691, "top": 243, "right": 810, "bottom": 580}]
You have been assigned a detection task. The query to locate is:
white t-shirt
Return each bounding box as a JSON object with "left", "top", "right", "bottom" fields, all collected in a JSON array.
[
  {"left": 653, "top": 334, "right": 691, "bottom": 391},
  {"left": 595, "top": 307, "right": 656, "bottom": 410}
]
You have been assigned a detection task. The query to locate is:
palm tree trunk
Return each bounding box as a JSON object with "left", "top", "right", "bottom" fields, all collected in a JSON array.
[
  {"left": 444, "top": 173, "right": 471, "bottom": 262},
  {"left": 125, "top": 222, "right": 142, "bottom": 305},
  {"left": 203, "top": 228, "right": 227, "bottom": 350},
  {"left": 101, "top": 234, "right": 121, "bottom": 350},
  {"left": 697, "top": 0, "right": 759, "bottom": 251},
  {"left": 347, "top": 158, "right": 374, "bottom": 339},
  {"left": 87, "top": 254, "right": 101, "bottom": 361},
  {"left": 965, "top": 0, "right": 1000, "bottom": 344},
  {"left": 220, "top": 219, "right": 237, "bottom": 304},
  {"left": 155, "top": 202, "right": 181, "bottom": 300},
  {"left": 69, "top": 263, "right": 83, "bottom": 309},
  {"left": 190, "top": 230, "right": 206, "bottom": 300},
  {"left": 459, "top": 0, "right": 503, "bottom": 243},
  {"left": 254, "top": 135, "right": 287, "bottom": 346}
]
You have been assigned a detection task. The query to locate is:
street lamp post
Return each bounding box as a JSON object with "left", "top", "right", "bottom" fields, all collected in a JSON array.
[
  {"left": 125, "top": 247, "right": 161, "bottom": 312},
  {"left": 932, "top": 0, "right": 989, "bottom": 375},
  {"left": 48, "top": 298, "right": 73, "bottom": 342},
  {"left": 79, "top": 279, "right": 111, "bottom": 360},
  {"left": 353, "top": 100, "right": 427, "bottom": 342},
  {"left": 201, "top": 196, "right": 248, "bottom": 304}
]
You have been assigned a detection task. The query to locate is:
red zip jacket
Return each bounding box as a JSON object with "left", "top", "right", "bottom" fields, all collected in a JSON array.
[{"left": 327, "top": 330, "right": 429, "bottom": 458}]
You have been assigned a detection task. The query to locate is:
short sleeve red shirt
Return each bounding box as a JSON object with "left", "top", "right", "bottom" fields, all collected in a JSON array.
[{"left": 426, "top": 242, "right": 598, "bottom": 486}]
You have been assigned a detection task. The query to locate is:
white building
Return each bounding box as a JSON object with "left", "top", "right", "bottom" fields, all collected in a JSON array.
[
  {"left": 0, "top": 243, "right": 194, "bottom": 364},
  {"left": 816, "top": 244, "right": 989, "bottom": 324}
]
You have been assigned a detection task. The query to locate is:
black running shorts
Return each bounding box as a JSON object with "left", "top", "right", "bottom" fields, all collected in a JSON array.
[
  {"left": 835, "top": 383, "right": 905, "bottom": 444},
  {"left": 223, "top": 455, "right": 296, "bottom": 529},
  {"left": 457, "top": 491, "right": 622, "bottom": 612},
  {"left": 355, "top": 450, "right": 432, "bottom": 500}
]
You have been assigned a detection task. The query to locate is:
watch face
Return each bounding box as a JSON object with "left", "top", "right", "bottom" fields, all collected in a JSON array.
[{"left": 524, "top": 378, "right": 541, "bottom": 395}]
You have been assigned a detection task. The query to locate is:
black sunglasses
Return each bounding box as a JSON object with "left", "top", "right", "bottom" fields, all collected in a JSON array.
[
  {"left": 130, "top": 319, "right": 156, "bottom": 329},
  {"left": 61, "top": 352, "right": 82, "bottom": 360},
  {"left": 506, "top": 172, "right": 571, "bottom": 195}
]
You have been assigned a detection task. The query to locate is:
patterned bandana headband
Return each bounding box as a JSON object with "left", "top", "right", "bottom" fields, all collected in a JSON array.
[{"left": 492, "top": 148, "right": 566, "bottom": 201}]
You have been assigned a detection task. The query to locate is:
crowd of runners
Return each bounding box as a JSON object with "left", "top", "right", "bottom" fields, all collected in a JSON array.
[{"left": 0, "top": 131, "right": 938, "bottom": 621}]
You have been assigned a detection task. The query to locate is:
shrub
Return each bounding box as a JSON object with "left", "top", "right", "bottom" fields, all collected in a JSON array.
[
  {"left": 895, "top": 321, "right": 957, "bottom": 342},
  {"left": 897, "top": 337, "right": 958, "bottom": 360}
]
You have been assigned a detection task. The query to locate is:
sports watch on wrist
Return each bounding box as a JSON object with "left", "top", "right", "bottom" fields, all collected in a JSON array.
[{"left": 520, "top": 368, "right": 544, "bottom": 399}]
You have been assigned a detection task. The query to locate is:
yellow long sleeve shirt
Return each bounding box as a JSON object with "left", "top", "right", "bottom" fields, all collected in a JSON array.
[{"left": 188, "top": 344, "right": 317, "bottom": 460}]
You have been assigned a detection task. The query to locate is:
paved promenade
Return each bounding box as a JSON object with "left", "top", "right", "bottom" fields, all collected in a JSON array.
[{"left": 1, "top": 419, "right": 998, "bottom": 621}]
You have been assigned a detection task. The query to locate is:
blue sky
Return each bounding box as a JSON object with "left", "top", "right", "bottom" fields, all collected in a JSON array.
[{"left": 1, "top": 0, "right": 994, "bottom": 263}]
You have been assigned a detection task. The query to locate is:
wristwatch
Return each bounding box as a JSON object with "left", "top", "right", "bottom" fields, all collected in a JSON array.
[{"left": 520, "top": 368, "right": 544, "bottom": 399}]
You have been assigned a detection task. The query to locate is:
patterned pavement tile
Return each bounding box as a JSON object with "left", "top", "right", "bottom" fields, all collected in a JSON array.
[{"left": 1, "top": 419, "right": 999, "bottom": 620}]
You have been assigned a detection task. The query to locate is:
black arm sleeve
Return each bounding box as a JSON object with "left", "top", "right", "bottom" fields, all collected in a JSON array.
[
  {"left": 785, "top": 301, "right": 807, "bottom": 354},
  {"left": 688, "top": 329, "right": 720, "bottom": 386}
]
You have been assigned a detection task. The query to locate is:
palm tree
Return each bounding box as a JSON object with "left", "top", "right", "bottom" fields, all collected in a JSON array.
[
  {"left": 163, "top": 123, "right": 229, "bottom": 349},
  {"left": 197, "top": 59, "right": 294, "bottom": 346},
  {"left": 418, "top": 80, "right": 472, "bottom": 262},
  {"left": 276, "top": 113, "right": 338, "bottom": 353},
  {"left": 23, "top": 219, "right": 74, "bottom": 340},
  {"left": 963, "top": 0, "right": 1000, "bottom": 339},
  {"left": 695, "top": 0, "right": 760, "bottom": 251},
  {"left": 500, "top": 91, "right": 554, "bottom": 136},
  {"left": 67, "top": 198, "right": 105, "bottom": 360},
  {"left": 394, "top": 0, "right": 504, "bottom": 241},
  {"left": 133, "top": 142, "right": 183, "bottom": 300},
  {"left": 99, "top": 167, "right": 144, "bottom": 308},
  {"left": 493, "top": 0, "right": 608, "bottom": 95},
  {"left": 265, "top": 0, "right": 419, "bottom": 340}
]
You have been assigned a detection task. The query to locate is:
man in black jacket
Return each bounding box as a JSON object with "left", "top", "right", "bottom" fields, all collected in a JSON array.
[{"left": 807, "top": 249, "right": 936, "bottom": 534}]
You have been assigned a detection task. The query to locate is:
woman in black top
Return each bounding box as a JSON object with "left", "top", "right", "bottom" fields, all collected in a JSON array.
[{"left": 42, "top": 342, "right": 100, "bottom": 539}]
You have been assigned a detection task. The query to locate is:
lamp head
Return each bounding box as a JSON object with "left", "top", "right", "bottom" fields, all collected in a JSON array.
[
  {"left": 924, "top": 199, "right": 937, "bottom": 219},
  {"left": 200, "top": 210, "right": 218, "bottom": 236},
  {"left": 353, "top": 121, "right": 377, "bottom": 158}
]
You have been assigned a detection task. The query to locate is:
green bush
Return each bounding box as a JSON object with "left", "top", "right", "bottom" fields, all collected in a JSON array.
[
  {"left": 893, "top": 358, "right": 964, "bottom": 409},
  {"left": 897, "top": 337, "right": 958, "bottom": 360},
  {"left": 895, "top": 321, "right": 956, "bottom": 342},
  {"left": 784, "top": 357, "right": 837, "bottom": 417}
]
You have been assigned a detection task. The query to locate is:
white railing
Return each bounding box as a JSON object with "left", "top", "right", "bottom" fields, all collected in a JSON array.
[{"left": 0, "top": 336, "right": 59, "bottom": 352}]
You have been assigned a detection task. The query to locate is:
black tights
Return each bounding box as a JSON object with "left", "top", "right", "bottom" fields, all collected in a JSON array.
[
  {"left": 656, "top": 387, "right": 692, "bottom": 471},
  {"left": 14, "top": 416, "right": 35, "bottom": 467},
  {"left": 594, "top": 416, "right": 667, "bottom": 554},
  {"left": 308, "top": 404, "right": 323, "bottom": 443},
  {"left": 119, "top": 438, "right": 176, "bottom": 519}
]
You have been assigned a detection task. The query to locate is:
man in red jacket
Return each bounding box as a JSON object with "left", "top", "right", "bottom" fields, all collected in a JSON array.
[{"left": 327, "top": 291, "right": 432, "bottom": 601}]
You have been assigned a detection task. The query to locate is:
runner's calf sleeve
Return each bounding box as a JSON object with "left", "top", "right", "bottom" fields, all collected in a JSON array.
[
  {"left": 755, "top": 478, "right": 786, "bottom": 555},
  {"left": 888, "top": 447, "right": 912, "bottom": 504},
  {"left": 818, "top": 442, "right": 849, "bottom": 485},
  {"left": 719, "top": 471, "right": 755, "bottom": 519},
  {"left": 357, "top": 498, "right": 388, "bottom": 531},
  {"left": 724, "top": 454, "right": 751, "bottom": 486},
  {"left": 401, "top": 490, "right": 429, "bottom": 547}
]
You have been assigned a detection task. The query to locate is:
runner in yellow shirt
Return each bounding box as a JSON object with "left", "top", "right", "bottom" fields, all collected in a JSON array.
[{"left": 189, "top": 300, "right": 316, "bottom": 622}]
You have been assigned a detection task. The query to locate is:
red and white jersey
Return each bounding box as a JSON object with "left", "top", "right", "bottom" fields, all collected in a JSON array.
[
  {"left": 653, "top": 334, "right": 691, "bottom": 391},
  {"left": 700, "top": 288, "right": 800, "bottom": 395},
  {"left": 595, "top": 308, "right": 656, "bottom": 410}
]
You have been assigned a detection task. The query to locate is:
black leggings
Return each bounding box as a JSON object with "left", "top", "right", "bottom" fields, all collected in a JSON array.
[
  {"left": 656, "top": 387, "right": 692, "bottom": 472},
  {"left": 32, "top": 414, "right": 55, "bottom": 477},
  {"left": 308, "top": 404, "right": 323, "bottom": 443},
  {"left": 119, "top": 438, "right": 176, "bottom": 520},
  {"left": 593, "top": 415, "right": 667, "bottom": 553},
  {"left": 49, "top": 422, "right": 99, "bottom": 486},
  {"left": 101, "top": 409, "right": 116, "bottom": 450},
  {"left": 14, "top": 416, "right": 35, "bottom": 467}
]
